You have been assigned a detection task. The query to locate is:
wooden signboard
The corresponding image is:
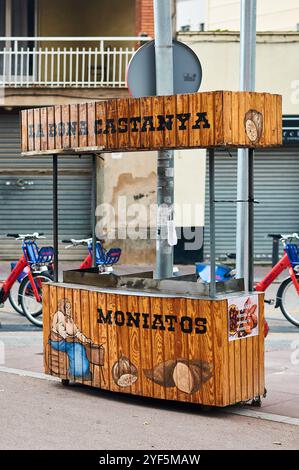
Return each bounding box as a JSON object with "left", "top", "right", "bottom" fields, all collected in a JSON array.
[
  {"left": 21, "top": 91, "right": 282, "bottom": 155},
  {"left": 43, "top": 283, "right": 265, "bottom": 407}
]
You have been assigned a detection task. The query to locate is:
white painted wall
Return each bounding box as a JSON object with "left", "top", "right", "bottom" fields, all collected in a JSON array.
[
  {"left": 178, "top": 32, "right": 299, "bottom": 115},
  {"left": 205, "top": 0, "right": 299, "bottom": 32}
]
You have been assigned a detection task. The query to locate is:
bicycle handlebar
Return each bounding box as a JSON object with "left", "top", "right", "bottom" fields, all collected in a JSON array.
[
  {"left": 281, "top": 233, "right": 299, "bottom": 241},
  {"left": 6, "top": 232, "right": 45, "bottom": 240},
  {"left": 62, "top": 237, "right": 105, "bottom": 248}
]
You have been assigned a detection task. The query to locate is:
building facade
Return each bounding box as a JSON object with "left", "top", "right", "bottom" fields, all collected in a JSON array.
[
  {"left": 0, "top": 0, "right": 157, "bottom": 262},
  {"left": 178, "top": 31, "right": 299, "bottom": 260}
]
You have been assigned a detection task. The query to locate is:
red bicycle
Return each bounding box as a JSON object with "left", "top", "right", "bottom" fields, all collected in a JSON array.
[
  {"left": 0, "top": 233, "right": 53, "bottom": 320},
  {"left": 255, "top": 233, "right": 299, "bottom": 327}
]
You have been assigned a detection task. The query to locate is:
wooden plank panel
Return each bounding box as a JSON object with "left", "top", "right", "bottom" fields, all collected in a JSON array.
[
  {"left": 246, "top": 336, "right": 254, "bottom": 400},
  {"left": 54, "top": 105, "right": 62, "bottom": 150},
  {"left": 198, "top": 299, "right": 215, "bottom": 406},
  {"left": 173, "top": 297, "right": 190, "bottom": 403},
  {"left": 234, "top": 336, "right": 242, "bottom": 403},
  {"left": 223, "top": 91, "right": 233, "bottom": 145},
  {"left": 162, "top": 297, "right": 177, "bottom": 402},
  {"left": 42, "top": 283, "right": 51, "bottom": 375},
  {"left": 240, "top": 337, "right": 248, "bottom": 401},
  {"left": 152, "top": 95, "right": 164, "bottom": 149},
  {"left": 231, "top": 92, "right": 239, "bottom": 147},
  {"left": 115, "top": 293, "right": 131, "bottom": 394},
  {"left": 40, "top": 107, "right": 48, "bottom": 151},
  {"left": 33, "top": 108, "right": 41, "bottom": 152},
  {"left": 214, "top": 91, "right": 224, "bottom": 146},
  {"left": 56, "top": 286, "right": 68, "bottom": 380},
  {"left": 21, "top": 110, "right": 28, "bottom": 153},
  {"left": 95, "top": 101, "right": 107, "bottom": 149},
  {"left": 47, "top": 107, "right": 55, "bottom": 150},
  {"left": 140, "top": 96, "right": 153, "bottom": 149},
  {"left": 138, "top": 296, "right": 154, "bottom": 398},
  {"left": 206, "top": 92, "right": 215, "bottom": 147},
  {"left": 27, "top": 109, "right": 34, "bottom": 152},
  {"left": 81, "top": 289, "right": 92, "bottom": 386},
  {"left": 176, "top": 94, "right": 190, "bottom": 148},
  {"left": 89, "top": 290, "right": 100, "bottom": 388},
  {"left": 127, "top": 295, "right": 142, "bottom": 396},
  {"left": 117, "top": 98, "right": 129, "bottom": 150},
  {"left": 128, "top": 97, "right": 141, "bottom": 150},
  {"left": 106, "top": 293, "right": 119, "bottom": 393},
  {"left": 78, "top": 103, "right": 88, "bottom": 148},
  {"left": 48, "top": 285, "right": 58, "bottom": 378},
  {"left": 258, "top": 294, "right": 265, "bottom": 396},
  {"left": 237, "top": 92, "right": 246, "bottom": 146},
  {"left": 61, "top": 104, "right": 70, "bottom": 149},
  {"left": 163, "top": 95, "right": 176, "bottom": 148},
  {"left": 228, "top": 335, "right": 236, "bottom": 404},
  {"left": 189, "top": 93, "right": 201, "bottom": 148},
  {"left": 256, "top": 92, "right": 266, "bottom": 147},
  {"left": 105, "top": 99, "right": 118, "bottom": 150},
  {"left": 70, "top": 104, "right": 79, "bottom": 148},
  {"left": 276, "top": 94, "right": 283, "bottom": 145},
  {"left": 72, "top": 288, "right": 82, "bottom": 384},
  {"left": 219, "top": 300, "right": 230, "bottom": 406},
  {"left": 97, "top": 292, "right": 110, "bottom": 390},
  {"left": 150, "top": 296, "right": 166, "bottom": 400},
  {"left": 263, "top": 93, "right": 272, "bottom": 148},
  {"left": 212, "top": 300, "right": 227, "bottom": 406},
  {"left": 270, "top": 94, "right": 278, "bottom": 145},
  {"left": 185, "top": 298, "right": 201, "bottom": 404},
  {"left": 87, "top": 102, "right": 96, "bottom": 147}
]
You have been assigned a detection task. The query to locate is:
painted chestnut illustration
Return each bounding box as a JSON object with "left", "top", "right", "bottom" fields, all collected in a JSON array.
[{"left": 112, "top": 355, "right": 138, "bottom": 387}]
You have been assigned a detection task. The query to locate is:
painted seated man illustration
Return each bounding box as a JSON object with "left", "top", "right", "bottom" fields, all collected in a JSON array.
[{"left": 49, "top": 298, "right": 92, "bottom": 380}]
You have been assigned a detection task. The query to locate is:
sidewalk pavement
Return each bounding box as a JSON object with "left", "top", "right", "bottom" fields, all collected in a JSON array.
[{"left": 0, "top": 261, "right": 298, "bottom": 447}]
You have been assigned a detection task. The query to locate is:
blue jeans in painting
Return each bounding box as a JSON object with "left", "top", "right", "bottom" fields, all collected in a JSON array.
[{"left": 50, "top": 339, "right": 90, "bottom": 379}]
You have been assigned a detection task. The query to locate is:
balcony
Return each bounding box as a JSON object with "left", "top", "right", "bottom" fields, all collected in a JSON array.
[{"left": 0, "top": 37, "right": 150, "bottom": 88}]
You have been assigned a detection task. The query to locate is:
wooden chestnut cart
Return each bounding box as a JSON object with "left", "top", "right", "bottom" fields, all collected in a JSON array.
[{"left": 21, "top": 90, "right": 282, "bottom": 407}]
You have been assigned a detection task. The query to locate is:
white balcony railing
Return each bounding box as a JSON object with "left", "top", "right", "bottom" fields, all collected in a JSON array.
[{"left": 0, "top": 37, "right": 151, "bottom": 88}]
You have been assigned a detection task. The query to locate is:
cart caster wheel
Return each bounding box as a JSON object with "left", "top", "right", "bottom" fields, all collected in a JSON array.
[
  {"left": 250, "top": 396, "right": 262, "bottom": 407},
  {"left": 61, "top": 379, "right": 70, "bottom": 386},
  {"left": 263, "top": 387, "right": 267, "bottom": 398}
]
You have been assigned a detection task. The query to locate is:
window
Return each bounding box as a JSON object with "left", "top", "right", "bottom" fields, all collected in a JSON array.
[
  {"left": 1, "top": 0, "right": 35, "bottom": 37},
  {"left": 0, "top": 0, "right": 35, "bottom": 77}
]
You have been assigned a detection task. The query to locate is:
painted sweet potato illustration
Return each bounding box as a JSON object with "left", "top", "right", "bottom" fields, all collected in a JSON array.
[{"left": 144, "top": 359, "right": 213, "bottom": 394}]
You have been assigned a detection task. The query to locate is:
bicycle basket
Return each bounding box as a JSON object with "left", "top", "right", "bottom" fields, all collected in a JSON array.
[
  {"left": 96, "top": 243, "right": 121, "bottom": 266},
  {"left": 24, "top": 241, "right": 39, "bottom": 264},
  {"left": 37, "top": 246, "right": 54, "bottom": 264},
  {"left": 285, "top": 243, "right": 299, "bottom": 267}
]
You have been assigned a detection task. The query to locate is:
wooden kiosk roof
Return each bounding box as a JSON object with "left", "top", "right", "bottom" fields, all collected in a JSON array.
[{"left": 20, "top": 91, "right": 282, "bottom": 155}]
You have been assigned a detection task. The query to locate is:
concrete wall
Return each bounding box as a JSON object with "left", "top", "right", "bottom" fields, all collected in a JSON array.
[
  {"left": 205, "top": 0, "right": 299, "bottom": 32},
  {"left": 97, "top": 149, "right": 206, "bottom": 265},
  {"left": 178, "top": 32, "right": 299, "bottom": 115}
]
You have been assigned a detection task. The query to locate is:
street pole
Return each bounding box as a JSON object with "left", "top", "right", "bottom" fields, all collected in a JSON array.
[
  {"left": 236, "top": 0, "right": 256, "bottom": 289},
  {"left": 153, "top": 0, "right": 175, "bottom": 279}
]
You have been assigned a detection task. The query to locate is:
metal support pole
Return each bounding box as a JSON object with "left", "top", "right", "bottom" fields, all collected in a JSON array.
[
  {"left": 236, "top": 0, "right": 256, "bottom": 283},
  {"left": 248, "top": 148, "right": 254, "bottom": 291},
  {"left": 209, "top": 149, "right": 216, "bottom": 298},
  {"left": 154, "top": 0, "right": 174, "bottom": 280},
  {"left": 91, "top": 154, "right": 97, "bottom": 267},
  {"left": 53, "top": 154, "right": 59, "bottom": 282}
]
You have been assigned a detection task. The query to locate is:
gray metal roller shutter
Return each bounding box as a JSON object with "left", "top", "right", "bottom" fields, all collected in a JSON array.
[
  {"left": 0, "top": 112, "right": 92, "bottom": 260},
  {"left": 204, "top": 148, "right": 299, "bottom": 260}
]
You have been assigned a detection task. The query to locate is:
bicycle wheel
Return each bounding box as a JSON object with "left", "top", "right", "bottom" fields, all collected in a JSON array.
[
  {"left": 19, "top": 272, "right": 53, "bottom": 327},
  {"left": 278, "top": 276, "right": 299, "bottom": 327},
  {"left": 8, "top": 283, "right": 25, "bottom": 315}
]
